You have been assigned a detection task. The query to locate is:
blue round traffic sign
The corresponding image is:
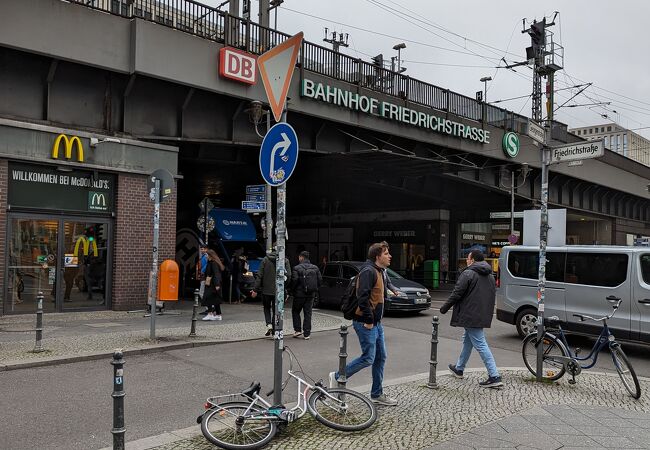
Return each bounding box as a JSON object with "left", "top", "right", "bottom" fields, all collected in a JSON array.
[{"left": 259, "top": 122, "right": 299, "bottom": 186}]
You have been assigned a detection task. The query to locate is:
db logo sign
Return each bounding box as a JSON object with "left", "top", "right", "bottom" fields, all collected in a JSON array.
[{"left": 219, "top": 47, "right": 257, "bottom": 85}]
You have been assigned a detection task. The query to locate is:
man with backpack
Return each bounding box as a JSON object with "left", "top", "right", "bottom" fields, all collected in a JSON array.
[
  {"left": 251, "top": 246, "right": 291, "bottom": 337},
  {"left": 330, "top": 241, "right": 401, "bottom": 406},
  {"left": 290, "top": 251, "right": 322, "bottom": 340}
]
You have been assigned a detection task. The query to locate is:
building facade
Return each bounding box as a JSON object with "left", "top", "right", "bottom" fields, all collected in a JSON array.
[{"left": 570, "top": 123, "right": 650, "bottom": 167}]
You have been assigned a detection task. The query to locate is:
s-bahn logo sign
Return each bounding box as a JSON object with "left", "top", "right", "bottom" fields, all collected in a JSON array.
[
  {"left": 502, "top": 132, "right": 520, "bottom": 158},
  {"left": 52, "top": 134, "right": 85, "bottom": 162},
  {"left": 301, "top": 78, "right": 490, "bottom": 144}
]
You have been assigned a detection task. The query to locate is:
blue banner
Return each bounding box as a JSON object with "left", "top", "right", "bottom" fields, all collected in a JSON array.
[{"left": 209, "top": 209, "right": 257, "bottom": 241}]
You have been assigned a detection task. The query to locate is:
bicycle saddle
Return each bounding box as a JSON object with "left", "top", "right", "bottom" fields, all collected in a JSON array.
[
  {"left": 241, "top": 381, "right": 262, "bottom": 399},
  {"left": 544, "top": 316, "right": 561, "bottom": 326}
]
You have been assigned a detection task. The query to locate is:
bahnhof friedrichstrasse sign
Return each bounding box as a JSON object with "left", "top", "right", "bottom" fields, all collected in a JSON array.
[{"left": 301, "top": 78, "right": 491, "bottom": 144}]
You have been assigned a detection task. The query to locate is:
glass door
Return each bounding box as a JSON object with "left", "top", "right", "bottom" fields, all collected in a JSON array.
[
  {"left": 60, "top": 220, "right": 110, "bottom": 310},
  {"left": 7, "top": 218, "right": 59, "bottom": 314}
]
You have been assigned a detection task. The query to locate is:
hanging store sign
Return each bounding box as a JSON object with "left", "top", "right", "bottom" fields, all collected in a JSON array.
[
  {"left": 301, "top": 78, "right": 490, "bottom": 144},
  {"left": 8, "top": 162, "right": 115, "bottom": 213},
  {"left": 52, "top": 134, "right": 85, "bottom": 162}
]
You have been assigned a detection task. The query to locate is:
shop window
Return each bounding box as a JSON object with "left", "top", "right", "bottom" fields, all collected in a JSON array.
[
  {"left": 507, "top": 251, "right": 564, "bottom": 282},
  {"left": 565, "top": 253, "right": 628, "bottom": 287},
  {"left": 323, "top": 264, "right": 340, "bottom": 278},
  {"left": 641, "top": 255, "right": 650, "bottom": 285}
]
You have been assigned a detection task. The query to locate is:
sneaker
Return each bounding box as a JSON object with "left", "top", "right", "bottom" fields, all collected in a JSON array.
[
  {"left": 479, "top": 376, "right": 503, "bottom": 388},
  {"left": 201, "top": 315, "right": 212, "bottom": 321},
  {"left": 214, "top": 315, "right": 223, "bottom": 321},
  {"left": 199, "top": 310, "right": 209, "bottom": 316},
  {"left": 303, "top": 335, "right": 310, "bottom": 340},
  {"left": 328, "top": 371, "right": 337, "bottom": 389},
  {"left": 448, "top": 364, "right": 464, "bottom": 379},
  {"left": 293, "top": 331, "right": 303, "bottom": 338},
  {"left": 264, "top": 325, "right": 272, "bottom": 337},
  {"left": 371, "top": 394, "right": 398, "bottom": 406}
]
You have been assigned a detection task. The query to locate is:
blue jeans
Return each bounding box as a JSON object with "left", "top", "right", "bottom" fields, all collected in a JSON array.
[
  {"left": 336, "top": 321, "right": 386, "bottom": 398},
  {"left": 456, "top": 328, "right": 500, "bottom": 378}
]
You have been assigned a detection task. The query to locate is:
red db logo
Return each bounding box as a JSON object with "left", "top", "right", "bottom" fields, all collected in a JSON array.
[{"left": 219, "top": 47, "right": 257, "bottom": 85}]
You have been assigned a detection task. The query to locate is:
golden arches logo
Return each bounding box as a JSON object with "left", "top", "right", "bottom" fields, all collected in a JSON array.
[
  {"left": 52, "top": 134, "right": 84, "bottom": 162},
  {"left": 74, "top": 236, "right": 98, "bottom": 257}
]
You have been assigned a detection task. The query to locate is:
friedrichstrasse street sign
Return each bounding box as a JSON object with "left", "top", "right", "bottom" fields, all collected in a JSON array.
[
  {"left": 527, "top": 120, "right": 546, "bottom": 144},
  {"left": 550, "top": 140, "right": 604, "bottom": 164}
]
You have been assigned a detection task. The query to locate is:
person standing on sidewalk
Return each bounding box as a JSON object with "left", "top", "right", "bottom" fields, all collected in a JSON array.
[
  {"left": 202, "top": 249, "right": 225, "bottom": 321},
  {"left": 251, "top": 246, "right": 291, "bottom": 337},
  {"left": 290, "top": 251, "right": 322, "bottom": 340},
  {"left": 197, "top": 243, "right": 209, "bottom": 315},
  {"left": 329, "top": 241, "right": 400, "bottom": 406},
  {"left": 440, "top": 250, "right": 502, "bottom": 388}
]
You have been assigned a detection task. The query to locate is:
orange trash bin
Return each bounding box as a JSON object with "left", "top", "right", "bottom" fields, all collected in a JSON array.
[{"left": 158, "top": 259, "right": 179, "bottom": 301}]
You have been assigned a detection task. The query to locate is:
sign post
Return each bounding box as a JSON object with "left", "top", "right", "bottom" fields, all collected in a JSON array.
[{"left": 258, "top": 32, "right": 303, "bottom": 407}]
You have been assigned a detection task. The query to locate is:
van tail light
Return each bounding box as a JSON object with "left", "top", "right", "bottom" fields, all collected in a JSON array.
[{"left": 496, "top": 267, "right": 501, "bottom": 288}]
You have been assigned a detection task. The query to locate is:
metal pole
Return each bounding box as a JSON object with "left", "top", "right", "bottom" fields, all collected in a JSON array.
[
  {"left": 265, "top": 112, "right": 273, "bottom": 254},
  {"left": 337, "top": 325, "right": 348, "bottom": 389},
  {"left": 228, "top": 273, "right": 233, "bottom": 304},
  {"left": 427, "top": 316, "right": 439, "bottom": 389},
  {"left": 149, "top": 178, "right": 161, "bottom": 341},
  {"left": 203, "top": 197, "right": 208, "bottom": 246},
  {"left": 272, "top": 110, "right": 287, "bottom": 407},
  {"left": 536, "top": 146, "right": 550, "bottom": 382},
  {"left": 111, "top": 350, "right": 126, "bottom": 450},
  {"left": 510, "top": 171, "right": 515, "bottom": 236},
  {"left": 189, "top": 289, "right": 199, "bottom": 337},
  {"left": 33, "top": 291, "right": 44, "bottom": 353}
]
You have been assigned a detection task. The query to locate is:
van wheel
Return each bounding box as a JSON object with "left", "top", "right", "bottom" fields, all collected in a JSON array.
[{"left": 516, "top": 308, "right": 538, "bottom": 338}]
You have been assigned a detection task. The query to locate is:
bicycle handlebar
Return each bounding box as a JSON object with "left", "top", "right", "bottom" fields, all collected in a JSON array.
[{"left": 572, "top": 298, "right": 623, "bottom": 323}]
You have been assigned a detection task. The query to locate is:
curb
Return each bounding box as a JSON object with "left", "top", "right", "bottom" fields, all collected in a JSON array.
[{"left": 0, "top": 323, "right": 343, "bottom": 372}]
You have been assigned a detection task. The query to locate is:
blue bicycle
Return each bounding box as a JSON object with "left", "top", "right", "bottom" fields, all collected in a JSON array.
[{"left": 522, "top": 299, "right": 641, "bottom": 399}]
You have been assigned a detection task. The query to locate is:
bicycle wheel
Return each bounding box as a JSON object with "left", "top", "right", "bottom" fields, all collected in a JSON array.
[
  {"left": 522, "top": 332, "right": 567, "bottom": 381},
  {"left": 307, "top": 388, "right": 377, "bottom": 432},
  {"left": 611, "top": 345, "right": 641, "bottom": 399},
  {"left": 201, "top": 401, "right": 277, "bottom": 450}
]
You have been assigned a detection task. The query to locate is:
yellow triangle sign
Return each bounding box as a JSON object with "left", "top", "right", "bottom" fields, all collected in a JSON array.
[{"left": 257, "top": 32, "right": 303, "bottom": 123}]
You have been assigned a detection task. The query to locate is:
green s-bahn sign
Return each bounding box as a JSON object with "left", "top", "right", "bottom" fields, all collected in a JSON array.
[{"left": 502, "top": 132, "right": 520, "bottom": 158}]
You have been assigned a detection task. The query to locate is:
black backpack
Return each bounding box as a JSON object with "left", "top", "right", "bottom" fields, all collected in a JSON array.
[
  {"left": 300, "top": 265, "right": 320, "bottom": 295},
  {"left": 340, "top": 274, "right": 360, "bottom": 320}
]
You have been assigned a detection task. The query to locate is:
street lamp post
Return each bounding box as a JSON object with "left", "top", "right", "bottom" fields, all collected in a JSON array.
[
  {"left": 500, "top": 164, "right": 530, "bottom": 238},
  {"left": 393, "top": 42, "right": 406, "bottom": 73},
  {"left": 480, "top": 76, "right": 492, "bottom": 123}
]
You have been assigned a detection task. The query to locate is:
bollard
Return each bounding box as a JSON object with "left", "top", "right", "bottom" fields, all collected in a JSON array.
[
  {"left": 337, "top": 325, "right": 348, "bottom": 389},
  {"left": 33, "top": 291, "right": 44, "bottom": 353},
  {"left": 189, "top": 289, "right": 199, "bottom": 337},
  {"left": 427, "top": 316, "right": 440, "bottom": 389},
  {"left": 111, "top": 350, "right": 126, "bottom": 450}
]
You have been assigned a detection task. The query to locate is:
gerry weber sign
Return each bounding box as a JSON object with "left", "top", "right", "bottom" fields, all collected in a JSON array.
[
  {"left": 301, "top": 78, "right": 490, "bottom": 144},
  {"left": 8, "top": 162, "right": 115, "bottom": 213}
]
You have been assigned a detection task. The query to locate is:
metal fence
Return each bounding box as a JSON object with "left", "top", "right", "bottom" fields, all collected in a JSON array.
[{"left": 70, "top": 0, "right": 527, "bottom": 131}]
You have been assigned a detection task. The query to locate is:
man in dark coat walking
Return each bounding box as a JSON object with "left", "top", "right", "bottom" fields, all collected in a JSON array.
[
  {"left": 440, "top": 250, "right": 502, "bottom": 388},
  {"left": 290, "top": 251, "right": 322, "bottom": 340}
]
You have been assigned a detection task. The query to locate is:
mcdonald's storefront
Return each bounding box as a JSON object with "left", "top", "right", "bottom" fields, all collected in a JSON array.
[{"left": 0, "top": 119, "right": 179, "bottom": 315}]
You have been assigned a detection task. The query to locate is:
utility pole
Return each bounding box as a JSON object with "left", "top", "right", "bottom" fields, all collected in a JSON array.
[
  {"left": 521, "top": 13, "right": 562, "bottom": 382},
  {"left": 323, "top": 29, "right": 349, "bottom": 78}
]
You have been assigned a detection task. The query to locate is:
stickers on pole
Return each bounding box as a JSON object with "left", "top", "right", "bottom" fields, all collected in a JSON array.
[
  {"left": 257, "top": 32, "right": 303, "bottom": 123},
  {"left": 259, "top": 123, "right": 299, "bottom": 186}
]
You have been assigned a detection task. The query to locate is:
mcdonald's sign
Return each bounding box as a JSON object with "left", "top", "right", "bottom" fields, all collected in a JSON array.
[
  {"left": 52, "top": 134, "right": 84, "bottom": 162},
  {"left": 74, "top": 236, "right": 98, "bottom": 257},
  {"left": 89, "top": 191, "right": 108, "bottom": 211}
]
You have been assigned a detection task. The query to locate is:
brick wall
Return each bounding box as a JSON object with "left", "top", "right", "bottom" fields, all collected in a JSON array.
[
  {"left": 0, "top": 160, "right": 6, "bottom": 315},
  {"left": 111, "top": 174, "right": 177, "bottom": 311}
]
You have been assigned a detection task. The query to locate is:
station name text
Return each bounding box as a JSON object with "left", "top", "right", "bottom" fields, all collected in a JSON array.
[{"left": 301, "top": 79, "right": 490, "bottom": 144}]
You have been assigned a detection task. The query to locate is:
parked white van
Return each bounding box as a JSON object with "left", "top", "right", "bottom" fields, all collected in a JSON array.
[{"left": 496, "top": 246, "right": 650, "bottom": 342}]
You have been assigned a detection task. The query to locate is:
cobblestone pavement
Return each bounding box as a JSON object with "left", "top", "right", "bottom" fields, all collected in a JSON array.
[
  {"left": 143, "top": 370, "right": 650, "bottom": 450},
  {"left": 0, "top": 311, "right": 343, "bottom": 365}
]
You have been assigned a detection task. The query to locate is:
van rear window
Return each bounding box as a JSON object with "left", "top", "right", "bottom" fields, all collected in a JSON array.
[
  {"left": 640, "top": 254, "right": 650, "bottom": 285},
  {"left": 565, "top": 253, "right": 628, "bottom": 287},
  {"left": 507, "top": 251, "right": 564, "bottom": 282}
]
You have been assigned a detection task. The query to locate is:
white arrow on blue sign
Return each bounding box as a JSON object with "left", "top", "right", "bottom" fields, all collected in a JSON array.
[
  {"left": 259, "top": 122, "right": 299, "bottom": 186},
  {"left": 246, "top": 194, "right": 266, "bottom": 202},
  {"left": 246, "top": 184, "right": 266, "bottom": 194},
  {"left": 242, "top": 201, "right": 267, "bottom": 211}
]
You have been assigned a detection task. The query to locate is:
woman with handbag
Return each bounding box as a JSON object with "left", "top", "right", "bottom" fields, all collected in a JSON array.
[{"left": 202, "top": 249, "right": 225, "bottom": 321}]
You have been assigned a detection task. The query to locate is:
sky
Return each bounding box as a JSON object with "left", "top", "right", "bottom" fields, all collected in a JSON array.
[{"left": 204, "top": 0, "right": 650, "bottom": 140}]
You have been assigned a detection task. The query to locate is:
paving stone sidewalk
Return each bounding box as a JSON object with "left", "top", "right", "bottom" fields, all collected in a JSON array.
[
  {"left": 131, "top": 370, "right": 650, "bottom": 450},
  {"left": 0, "top": 304, "right": 343, "bottom": 369}
]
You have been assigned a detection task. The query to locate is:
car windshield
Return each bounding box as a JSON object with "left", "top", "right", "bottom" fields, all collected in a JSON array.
[{"left": 386, "top": 268, "right": 403, "bottom": 279}]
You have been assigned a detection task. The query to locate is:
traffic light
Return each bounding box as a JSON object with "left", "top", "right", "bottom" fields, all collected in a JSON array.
[
  {"left": 371, "top": 54, "right": 384, "bottom": 68},
  {"left": 530, "top": 19, "right": 546, "bottom": 48}
]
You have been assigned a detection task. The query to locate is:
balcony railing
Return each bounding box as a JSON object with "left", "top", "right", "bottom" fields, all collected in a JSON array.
[{"left": 71, "top": 0, "right": 528, "bottom": 134}]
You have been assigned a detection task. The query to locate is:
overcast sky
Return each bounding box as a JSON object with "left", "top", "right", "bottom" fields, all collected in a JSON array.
[{"left": 205, "top": 0, "right": 650, "bottom": 140}]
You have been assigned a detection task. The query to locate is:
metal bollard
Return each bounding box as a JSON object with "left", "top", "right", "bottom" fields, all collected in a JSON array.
[
  {"left": 33, "top": 291, "right": 44, "bottom": 353},
  {"left": 111, "top": 350, "right": 126, "bottom": 450},
  {"left": 189, "top": 289, "right": 199, "bottom": 337},
  {"left": 337, "top": 325, "right": 348, "bottom": 389},
  {"left": 427, "top": 316, "right": 440, "bottom": 389}
]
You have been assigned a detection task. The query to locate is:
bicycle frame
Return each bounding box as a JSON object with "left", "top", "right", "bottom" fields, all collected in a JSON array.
[{"left": 547, "top": 321, "right": 616, "bottom": 370}]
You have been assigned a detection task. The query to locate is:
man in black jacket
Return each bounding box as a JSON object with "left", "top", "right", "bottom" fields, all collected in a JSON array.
[
  {"left": 251, "top": 247, "right": 291, "bottom": 337},
  {"left": 290, "top": 251, "right": 322, "bottom": 340},
  {"left": 440, "top": 250, "right": 502, "bottom": 388}
]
